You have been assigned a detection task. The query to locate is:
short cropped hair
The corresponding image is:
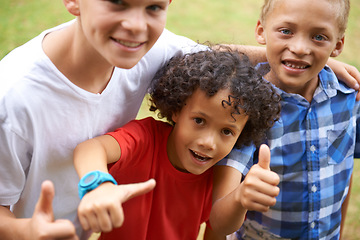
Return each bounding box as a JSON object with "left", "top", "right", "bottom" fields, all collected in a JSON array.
[
  {"left": 149, "top": 47, "right": 281, "bottom": 148},
  {"left": 260, "top": 0, "right": 350, "bottom": 37}
]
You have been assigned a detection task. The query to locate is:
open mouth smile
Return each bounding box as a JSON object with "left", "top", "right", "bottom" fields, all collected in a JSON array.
[
  {"left": 112, "top": 38, "right": 144, "bottom": 48},
  {"left": 190, "top": 150, "right": 211, "bottom": 162},
  {"left": 282, "top": 61, "right": 310, "bottom": 69}
]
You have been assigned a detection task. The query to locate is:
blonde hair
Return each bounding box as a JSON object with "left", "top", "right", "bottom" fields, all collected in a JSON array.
[{"left": 259, "top": 0, "right": 350, "bottom": 37}]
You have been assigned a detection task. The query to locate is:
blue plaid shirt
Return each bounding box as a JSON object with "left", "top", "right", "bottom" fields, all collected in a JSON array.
[{"left": 221, "top": 65, "right": 359, "bottom": 239}]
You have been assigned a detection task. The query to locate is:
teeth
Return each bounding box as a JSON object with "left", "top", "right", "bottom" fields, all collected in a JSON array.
[
  {"left": 284, "top": 62, "right": 308, "bottom": 69},
  {"left": 191, "top": 150, "right": 210, "bottom": 162},
  {"left": 116, "top": 40, "right": 142, "bottom": 48},
  {"left": 194, "top": 152, "right": 207, "bottom": 158}
]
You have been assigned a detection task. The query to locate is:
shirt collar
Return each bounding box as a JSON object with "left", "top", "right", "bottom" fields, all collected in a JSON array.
[{"left": 256, "top": 63, "right": 355, "bottom": 104}]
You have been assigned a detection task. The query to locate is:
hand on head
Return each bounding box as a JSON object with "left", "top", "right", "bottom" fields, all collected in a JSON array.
[
  {"left": 78, "top": 179, "right": 156, "bottom": 233},
  {"left": 238, "top": 144, "right": 280, "bottom": 212}
]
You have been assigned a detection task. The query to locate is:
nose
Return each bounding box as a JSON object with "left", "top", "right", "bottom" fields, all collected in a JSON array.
[
  {"left": 121, "top": 9, "right": 147, "bottom": 33},
  {"left": 288, "top": 36, "right": 311, "bottom": 56},
  {"left": 198, "top": 132, "right": 216, "bottom": 151}
]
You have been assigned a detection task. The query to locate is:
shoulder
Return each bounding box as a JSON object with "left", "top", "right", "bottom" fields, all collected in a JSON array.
[
  {"left": 112, "top": 117, "right": 172, "bottom": 137},
  {"left": 320, "top": 66, "right": 356, "bottom": 94},
  {"left": 143, "top": 29, "right": 208, "bottom": 63},
  {"left": 0, "top": 21, "right": 74, "bottom": 97}
]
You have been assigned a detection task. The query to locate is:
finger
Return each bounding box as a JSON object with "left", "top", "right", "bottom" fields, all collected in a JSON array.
[
  {"left": 34, "top": 180, "right": 55, "bottom": 220},
  {"left": 121, "top": 179, "right": 156, "bottom": 202},
  {"left": 44, "top": 219, "right": 77, "bottom": 239},
  {"left": 93, "top": 204, "right": 116, "bottom": 232},
  {"left": 357, "top": 91, "right": 360, "bottom": 101},
  {"left": 243, "top": 199, "right": 271, "bottom": 212},
  {"left": 241, "top": 187, "right": 278, "bottom": 211},
  {"left": 258, "top": 144, "right": 271, "bottom": 170},
  {"left": 78, "top": 211, "right": 90, "bottom": 231},
  {"left": 347, "top": 65, "right": 360, "bottom": 88},
  {"left": 342, "top": 73, "right": 359, "bottom": 90},
  {"left": 109, "top": 202, "right": 125, "bottom": 229},
  {"left": 87, "top": 211, "right": 102, "bottom": 233},
  {"left": 242, "top": 176, "right": 279, "bottom": 197}
]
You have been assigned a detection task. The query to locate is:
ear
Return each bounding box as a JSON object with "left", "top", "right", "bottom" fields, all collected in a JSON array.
[
  {"left": 172, "top": 112, "right": 179, "bottom": 123},
  {"left": 63, "top": 0, "right": 80, "bottom": 16},
  {"left": 330, "top": 36, "right": 345, "bottom": 57},
  {"left": 255, "top": 20, "right": 266, "bottom": 45}
]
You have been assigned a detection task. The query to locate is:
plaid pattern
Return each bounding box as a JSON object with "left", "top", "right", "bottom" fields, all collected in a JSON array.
[{"left": 221, "top": 65, "right": 359, "bottom": 239}]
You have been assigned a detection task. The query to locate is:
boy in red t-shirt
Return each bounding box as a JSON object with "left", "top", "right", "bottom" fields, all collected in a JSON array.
[{"left": 73, "top": 48, "right": 280, "bottom": 239}]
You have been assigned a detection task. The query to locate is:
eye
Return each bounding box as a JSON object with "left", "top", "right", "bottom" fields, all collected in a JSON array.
[
  {"left": 313, "top": 34, "right": 327, "bottom": 42},
  {"left": 109, "top": 0, "right": 123, "bottom": 4},
  {"left": 193, "top": 117, "right": 204, "bottom": 125},
  {"left": 222, "top": 128, "right": 234, "bottom": 136},
  {"left": 280, "top": 29, "right": 292, "bottom": 35},
  {"left": 147, "top": 5, "right": 162, "bottom": 12}
]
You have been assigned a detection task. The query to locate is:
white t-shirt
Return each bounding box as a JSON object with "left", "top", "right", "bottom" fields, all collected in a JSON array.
[{"left": 0, "top": 21, "right": 205, "bottom": 239}]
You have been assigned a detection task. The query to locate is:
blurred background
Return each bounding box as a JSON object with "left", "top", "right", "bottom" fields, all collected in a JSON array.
[{"left": 0, "top": 0, "right": 359, "bottom": 238}]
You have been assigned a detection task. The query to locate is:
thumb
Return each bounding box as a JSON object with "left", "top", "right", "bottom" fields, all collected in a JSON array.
[
  {"left": 121, "top": 179, "right": 156, "bottom": 202},
  {"left": 34, "top": 180, "right": 55, "bottom": 221},
  {"left": 258, "top": 144, "right": 271, "bottom": 170}
]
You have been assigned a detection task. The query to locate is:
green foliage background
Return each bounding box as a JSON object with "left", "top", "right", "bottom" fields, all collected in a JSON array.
[{"left": 0, "top": 0, "right": 359, "bottom": 238}]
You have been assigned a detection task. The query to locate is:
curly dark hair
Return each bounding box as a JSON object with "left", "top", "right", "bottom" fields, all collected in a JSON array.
[{"left": 149, "top": 46, "right": 281, "bottom": 147}]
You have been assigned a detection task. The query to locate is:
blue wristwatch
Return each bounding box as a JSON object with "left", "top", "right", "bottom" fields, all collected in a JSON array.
[{"left": 78, "top": 171, "right": 117, "bottom": 199}]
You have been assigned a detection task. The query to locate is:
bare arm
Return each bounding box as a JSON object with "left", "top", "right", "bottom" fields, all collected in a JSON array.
[
  {"left": 206, "top": 145, "right": 280, "bottom": 238},
  {"left": 0, "top": 181, "right": 77, "bottom": 240},
  {"left": 73, "top": 135, "right": 121, "bottom": 178},
  {"left": 0, "top": 205, "right": 30, "bottom": 240},
  {"left": 204, "top": 166, "right": 244, "bottom": 240},
  {"left": 214, "top": 45, "right": 267, "bottom": 65},
  {"left": 74, "top": 135, "right": 155, "bottom": 233},
  {"left": 340, "top": 174, "right": 353, "bottom": 239}
]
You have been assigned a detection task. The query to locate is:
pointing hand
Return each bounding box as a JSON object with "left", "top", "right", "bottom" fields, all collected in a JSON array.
[
  {"left": 78, "top": 179, "right": 156, "bottom": 233},
  {"left": 30, "top": 180, "right": 78, "bottom": 240}
]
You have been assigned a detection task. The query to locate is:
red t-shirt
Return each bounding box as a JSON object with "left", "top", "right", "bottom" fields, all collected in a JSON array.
[{"left": 101, "top": 117, "right": 213, "bottom": 240}]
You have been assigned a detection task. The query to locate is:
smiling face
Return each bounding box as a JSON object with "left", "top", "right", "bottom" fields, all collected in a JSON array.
[
  {"left": 255, "top": 0, "right": 344, "bottom": 101},
  {"left": 71, "top": 0, "right": 168, "bottom": 69},
  {"left": 166, "top": 89, "right": 248, "bottom": 175}
]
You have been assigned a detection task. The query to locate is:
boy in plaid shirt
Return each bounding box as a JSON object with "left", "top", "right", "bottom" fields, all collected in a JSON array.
[{"left": 210, "top": 0, "right": 358, "bottom": 239}]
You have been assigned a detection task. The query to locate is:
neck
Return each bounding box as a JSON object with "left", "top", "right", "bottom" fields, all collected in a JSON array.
[
  {"left": 265, "top": 71, "right": 318, "bottom": 103},
  {"left": 42, "top": 22, "right": 115, "bottom": 94}
]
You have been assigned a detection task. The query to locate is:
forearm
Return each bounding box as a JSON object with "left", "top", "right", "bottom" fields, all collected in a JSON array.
[
  {"left": 208, "top": 165, "right": 246, "bottom": 236},
  {"left": 209, "top": 188, "right": 247, "bottom": 236},
  {"left": 225, "top": 45, "right": 267, "bottom": 65},
  {"left": 340, "top": 174, "right": 353, "bottom": 239},
  {"left": 0, "top": 206, "right": 31, "bottom": 240}
]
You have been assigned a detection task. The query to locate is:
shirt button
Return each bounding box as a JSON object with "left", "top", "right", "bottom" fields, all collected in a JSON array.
[
  {"left": 311, "top": 185, "right": 317, "bottom": 192},
  {"left": 310, "top": 145, "right": 316, "bottom": 152},
  {"left": 311, "top": 222, "right": 316, "bottom": 229}
]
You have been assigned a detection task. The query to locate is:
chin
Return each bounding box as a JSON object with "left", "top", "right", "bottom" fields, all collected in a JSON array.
[
  {"left": 190, "top": 167, "right": 209, "bottom": 175},
  {"left": 113, "top": 55, "right": 144, "bottom": 69}
]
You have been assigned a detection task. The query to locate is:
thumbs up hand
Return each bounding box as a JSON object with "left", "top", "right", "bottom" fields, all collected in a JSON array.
[
  {"left": 78, "top": 179, "right": 156, "bottom": 233},
  {"left": 30, "top": 180, "right": 78, "bottom": 240},
  {"left": 238, "top": 144, "right": 280, "bottom": 212}
]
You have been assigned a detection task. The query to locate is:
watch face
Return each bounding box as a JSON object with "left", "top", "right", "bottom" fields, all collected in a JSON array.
[{"left": 81, "top": 171, "right": 98, "bottom": 186}]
